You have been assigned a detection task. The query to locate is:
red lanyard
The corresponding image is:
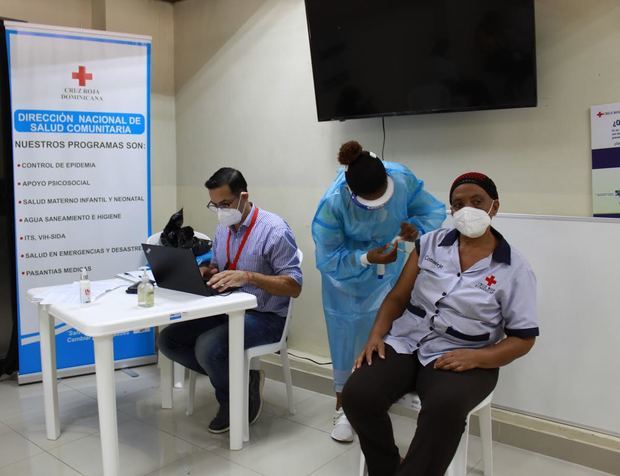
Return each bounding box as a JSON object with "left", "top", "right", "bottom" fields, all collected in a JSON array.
[{"left": 225, "top": 207, "right": 259, "bottom": 270}]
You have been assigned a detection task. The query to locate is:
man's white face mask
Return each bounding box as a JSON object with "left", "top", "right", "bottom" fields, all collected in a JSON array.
[
  {"left": 217, "top": 197, "right": 244, "bottom": 227},
  {"left": 452, "top": 201, "right": 494, "bottom": 238}
]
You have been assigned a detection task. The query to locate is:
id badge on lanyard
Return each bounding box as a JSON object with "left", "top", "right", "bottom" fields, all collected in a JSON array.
[{"left": 225, "top": 207, "right": 259, "bottom": 270}]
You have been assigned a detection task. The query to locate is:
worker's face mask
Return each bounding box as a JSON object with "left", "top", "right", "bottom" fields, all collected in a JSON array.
[
  {"left": 452, "top": 201, "right": 494, "bottom": 238},
  {"left": 217, "top": 196, "right": 244, "bottom": 227}
]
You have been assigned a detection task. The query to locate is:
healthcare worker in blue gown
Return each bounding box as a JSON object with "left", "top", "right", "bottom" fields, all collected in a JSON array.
[{"left": 312, "top": 140, "right": 445, "bottom": 443}]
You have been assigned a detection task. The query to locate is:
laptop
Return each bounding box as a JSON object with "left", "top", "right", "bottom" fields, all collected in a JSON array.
[{"left": 142, "top": 244, "right": 220, "bottom": 297}]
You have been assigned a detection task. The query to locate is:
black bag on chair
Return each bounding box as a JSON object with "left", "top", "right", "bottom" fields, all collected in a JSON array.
[{"left": 160, "top": 209, "right": 212, "bottom": 256}]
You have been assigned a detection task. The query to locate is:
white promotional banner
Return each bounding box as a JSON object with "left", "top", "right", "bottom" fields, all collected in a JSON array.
[
  {"left": 5, "top": 22, "right": 156, "bottom": 381},
  {"left": 591, "top": 101, "right": 620, "bottom": 218}
]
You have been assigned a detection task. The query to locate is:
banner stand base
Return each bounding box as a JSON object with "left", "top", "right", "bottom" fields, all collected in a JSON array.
[{"left": 17, "top": 355, "right": 157, "bottom": 385}]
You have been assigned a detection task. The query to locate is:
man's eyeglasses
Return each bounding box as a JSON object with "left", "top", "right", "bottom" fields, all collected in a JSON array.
[{"left": 206, "top": 199, "right": 236, "bottom": 212}]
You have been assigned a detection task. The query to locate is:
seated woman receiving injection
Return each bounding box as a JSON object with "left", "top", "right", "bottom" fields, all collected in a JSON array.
[{"left": 342, "top": 172, "right": 539, "bottom": 476}]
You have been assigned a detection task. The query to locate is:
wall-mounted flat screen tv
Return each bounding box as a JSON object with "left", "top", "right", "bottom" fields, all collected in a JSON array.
[{"left": 304, "top": 0, "right": 537, "bottom": 121}]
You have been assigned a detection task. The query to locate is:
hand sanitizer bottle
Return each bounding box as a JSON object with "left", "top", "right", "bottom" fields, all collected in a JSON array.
[
  {"left": 79, "top": 268, "right": 91, "bottom": 304},
  {"left": 137, "top": 268, "right": 154, "bottom": 307}
]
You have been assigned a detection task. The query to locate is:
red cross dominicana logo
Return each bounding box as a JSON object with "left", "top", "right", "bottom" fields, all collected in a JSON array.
[
  {"left": 596, "top": 111, "right": 604, "bottom": 118},
  {"left": 72, "top": 66, "right": 93, "bottom": 86},
  {"left": 485, "top": 275, "right": 497, "bottom": 286}
]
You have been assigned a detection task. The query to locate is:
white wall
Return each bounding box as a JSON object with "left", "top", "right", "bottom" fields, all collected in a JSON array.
[
  {"left": 0, "top": 0, "right": 91, "bottom": 28},
  {"left": 175, "top": 0, "right": 620, "bottom": 360},
  {"left": 103, "top": 0, "right": 177, "bottom": 232}
]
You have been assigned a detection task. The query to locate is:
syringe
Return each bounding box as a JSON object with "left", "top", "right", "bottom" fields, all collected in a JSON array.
[{"left": 377, "top": 235, "right": 402, "bottom": 279}]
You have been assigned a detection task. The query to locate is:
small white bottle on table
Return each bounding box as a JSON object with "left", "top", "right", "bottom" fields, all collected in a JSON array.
[{"left": 79, "top": 268, "right": 91, "bottom": 304}]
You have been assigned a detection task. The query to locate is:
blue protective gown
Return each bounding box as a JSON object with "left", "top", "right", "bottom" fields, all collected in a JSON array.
[{"left": 312, "top": 162, "right": 446, "bottom": 391}]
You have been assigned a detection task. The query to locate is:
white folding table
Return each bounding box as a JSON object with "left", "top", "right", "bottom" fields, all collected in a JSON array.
[{"left": 28, "top": 283, "right": 257, "bottom": 476}]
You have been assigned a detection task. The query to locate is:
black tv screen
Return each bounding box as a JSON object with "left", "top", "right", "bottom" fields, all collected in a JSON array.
[{"left": 304, "top": 0, "right": 537, "bottom": 121}]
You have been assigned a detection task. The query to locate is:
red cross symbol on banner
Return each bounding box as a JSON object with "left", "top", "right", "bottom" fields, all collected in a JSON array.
[
  {"left": 72, "top": 66, "right": 93, "bottom": 86},
  {"left": 596, "top": 111, "right": 604, "bottom": 118},
  {"left": 485, "top": 275, "right": 497, "bottom": 286}
]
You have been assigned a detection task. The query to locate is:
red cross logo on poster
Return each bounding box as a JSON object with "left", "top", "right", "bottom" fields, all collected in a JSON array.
[{"left": 72, "top": 66, "right": 93, "bottom": 86}]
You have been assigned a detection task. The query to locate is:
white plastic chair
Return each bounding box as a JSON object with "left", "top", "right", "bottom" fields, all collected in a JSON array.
[
  {"left": 359, "top": 391, "right": 494, "bottom": 476},
  {"left": 186, "top": 249, "right": 303, "bottom": 441},
  {"left": 151, "top": 231, "right": 211, "bottom": 390}
]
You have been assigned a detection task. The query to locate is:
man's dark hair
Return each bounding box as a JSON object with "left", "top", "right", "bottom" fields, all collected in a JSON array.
[{"left": 204, "top": 167, "right": 248, "bottom": 195}]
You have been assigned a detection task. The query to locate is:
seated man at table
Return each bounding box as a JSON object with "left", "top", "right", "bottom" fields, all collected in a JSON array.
[{"left": 159, "top": 167, "right": 302, "bottom": 433}]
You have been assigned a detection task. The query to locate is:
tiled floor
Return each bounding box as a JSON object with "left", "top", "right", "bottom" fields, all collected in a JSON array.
[{"left": 0, "top": 365, "right": 612, "bottom": 476}]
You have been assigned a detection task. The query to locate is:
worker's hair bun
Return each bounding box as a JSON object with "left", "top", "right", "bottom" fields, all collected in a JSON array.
[{"left": 338, "top": 140, "right": 363, "bottom": 165}]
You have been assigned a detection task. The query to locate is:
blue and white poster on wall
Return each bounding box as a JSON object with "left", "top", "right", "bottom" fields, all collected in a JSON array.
[
  {"left": 5, "top": 22, "right": 156, "bottom": 383},
  {"left": 591, "top": 101, "right": 620, "bottom": 218}
]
